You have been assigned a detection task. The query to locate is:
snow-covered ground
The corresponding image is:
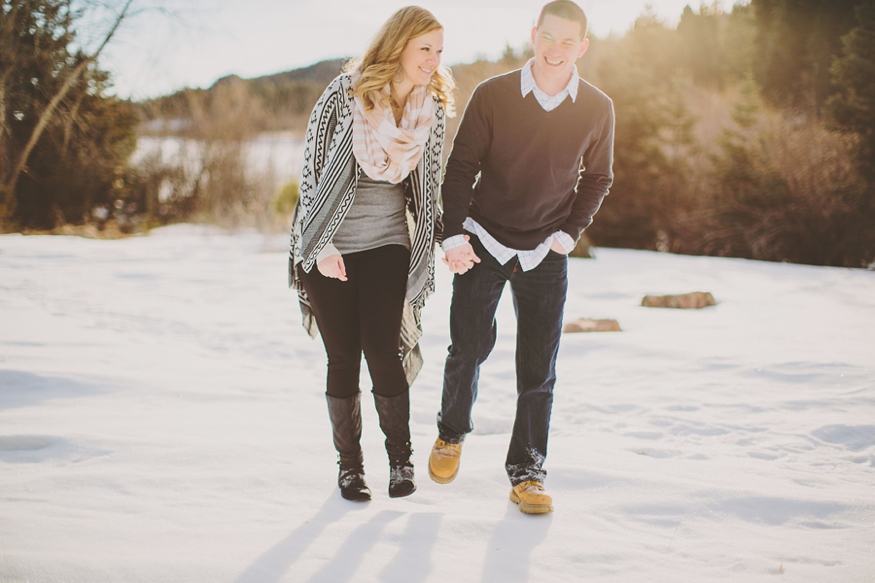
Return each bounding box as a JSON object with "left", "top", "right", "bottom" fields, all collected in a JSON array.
[{"left": 1, "top": 225, "right": 873, "bottom": 582}]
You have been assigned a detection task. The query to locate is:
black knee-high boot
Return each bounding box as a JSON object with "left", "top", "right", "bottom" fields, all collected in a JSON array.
[
  {"left": 373, "top": 391, "right": 416, "bottom": 498},
  {"left": 326, "top": 393, "right": 371, "bottom": 502}
]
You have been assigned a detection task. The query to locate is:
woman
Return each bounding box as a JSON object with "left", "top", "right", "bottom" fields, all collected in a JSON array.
[{"left": 288, "top": 6, "right": 453, "bottom": 501}]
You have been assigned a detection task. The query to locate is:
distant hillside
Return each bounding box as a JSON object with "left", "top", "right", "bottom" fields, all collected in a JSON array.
[
  {"left": 137, "top": 51, "right": 542, "bottom": 137},
  {"left": 137, "top": 58, "right": 347, "bottom": 134},
  {"left": 248, "top": 58, "right": 348, "bottom": 86}
]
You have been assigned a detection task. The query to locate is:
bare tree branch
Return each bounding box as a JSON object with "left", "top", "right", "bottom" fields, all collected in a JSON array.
[{"left": 3, "top": 0, "right": 134, "bottom": 193}]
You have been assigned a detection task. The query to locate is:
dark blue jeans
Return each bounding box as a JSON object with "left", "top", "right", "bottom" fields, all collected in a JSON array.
[{"left": 438, "top": 234, "right": 568, "bottom": 486}]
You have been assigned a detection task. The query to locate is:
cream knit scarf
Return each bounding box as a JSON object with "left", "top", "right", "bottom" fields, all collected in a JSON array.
[{"left": 351, "top": 72, "right": 436, "bottom": 184}]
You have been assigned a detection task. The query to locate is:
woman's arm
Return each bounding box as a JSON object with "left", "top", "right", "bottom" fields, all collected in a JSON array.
[
  {"left": 298, "top": 77, "right": 344, "bottom": 226},
  {"left": 431, "top": 101, "right": 446, "bottom": 244}
]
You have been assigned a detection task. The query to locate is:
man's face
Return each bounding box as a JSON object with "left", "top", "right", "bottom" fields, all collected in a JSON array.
[{"left": 530, "top": 14, "right": 588, "bottom": 86}]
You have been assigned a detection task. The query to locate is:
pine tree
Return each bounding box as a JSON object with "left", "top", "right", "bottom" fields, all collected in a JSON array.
[
  {"left": 706, "top": 77, "right": 791, "bottom": 259},
  {"left": 0, "top": 0, "right": 137, "bottom": 229},
  {"left": 751, "top": 0, "right": 859, "bottom": 112},
  {"left": 1, "top": 0, "right": 74, "bottom": 221},
  {"left": 584, "top": 28, "right": 699, "bottom": 251},
  {"left": 827, "top": 2, "right": 875, "bottom": 180}
]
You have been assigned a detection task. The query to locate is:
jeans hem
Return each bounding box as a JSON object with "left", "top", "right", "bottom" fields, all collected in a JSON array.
[
  {"left": 507, "top": 463, "right": 547, "bottom": 486},
  {"left": 437, "top": 430, "right": 466, "bottom": 445}
]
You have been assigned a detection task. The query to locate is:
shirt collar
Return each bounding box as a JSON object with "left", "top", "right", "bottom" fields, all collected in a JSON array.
[{"left": 520, "top": 58, "right": 579, "bottom": 102}]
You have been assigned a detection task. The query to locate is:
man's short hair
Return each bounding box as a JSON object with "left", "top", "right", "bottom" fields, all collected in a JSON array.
[{"left": 537, "top": 0, "right": 588, "bottom": 38}]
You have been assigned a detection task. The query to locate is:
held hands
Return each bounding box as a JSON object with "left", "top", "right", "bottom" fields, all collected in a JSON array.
[
  {"left": 442, "top": 235, "right": 481, "bottom": 275},
  {"left": 317, "top": 253, "right": 348, "bottom": 281}
]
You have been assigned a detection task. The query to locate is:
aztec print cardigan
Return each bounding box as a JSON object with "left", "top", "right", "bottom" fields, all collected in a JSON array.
[{"left": 288, "top": 73, "right": 445, "bottom": 384}]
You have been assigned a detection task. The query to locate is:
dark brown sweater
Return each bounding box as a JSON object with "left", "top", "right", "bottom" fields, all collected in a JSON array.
[{"left": 441, "top": 70, "right": 615, "bottom": 250}]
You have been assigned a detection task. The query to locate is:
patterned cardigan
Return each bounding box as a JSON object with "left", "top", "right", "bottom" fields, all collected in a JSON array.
[{"left": 288, "top": 73, "right": 445, "bottom": 384}]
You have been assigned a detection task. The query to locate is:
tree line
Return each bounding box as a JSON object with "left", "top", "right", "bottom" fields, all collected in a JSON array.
[
  {"left": 2, "top": 0, "right": 873, "bottom": 267},
  {"left": 578, "top": 0, "right": 875, "bottom": 267}
]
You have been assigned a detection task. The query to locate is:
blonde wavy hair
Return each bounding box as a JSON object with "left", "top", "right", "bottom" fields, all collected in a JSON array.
[{"left": 345, "top": 6, "right": 455, "bottom": 116}]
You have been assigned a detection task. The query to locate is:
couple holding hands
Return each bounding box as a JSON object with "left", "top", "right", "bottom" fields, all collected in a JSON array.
[{"left": 289, "top": 0, "right": 614, "bottom": 515}]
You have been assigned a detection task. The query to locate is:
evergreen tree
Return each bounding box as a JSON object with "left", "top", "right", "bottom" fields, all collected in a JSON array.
[
  {"left": 584, "top": 41, "right": 698, "bottom": 251},
  {"left": 751, "top": 0, "right": 859, "bottom": 112},
  {"left": 1, "top": 0, "right": 74, "bottom": 220},
  {"left": 826, "top": 2, "right": 875, "bottom": 265},
  {"left": 677, "top": 4, "right": 725, "bottom": 87},
  {"left": 676, "top": 3, "right": 757, "bottom": 88},
  {"left": 624, "top": 8, "right": 682, "bottom": 86},
  {"left": 706, "top": 78, "right": 789, "bottom": 259},
  {"left": 1, "top": 0, "right": 137, "bottom": 230},
  {"left": 706, "top": 76, "right": 872, "bottom": 267},
  {"left": 827, "top": 2, "right": 875, "bottom": 180}
]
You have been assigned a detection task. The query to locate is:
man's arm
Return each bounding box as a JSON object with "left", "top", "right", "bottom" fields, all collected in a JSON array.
[
  {"left": 441, "top": 83, "right": 493, "bottom": 241},
  {"left": 558, "top": 98, "right": 615, "bottom": 241}
]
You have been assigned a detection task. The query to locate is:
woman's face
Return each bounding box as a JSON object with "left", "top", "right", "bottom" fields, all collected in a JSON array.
[{"left": 397, "top": 28, "right": 444, "bottom": 87}]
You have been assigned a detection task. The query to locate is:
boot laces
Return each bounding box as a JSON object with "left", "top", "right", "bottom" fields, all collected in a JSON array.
[
  {"left": 390, "top": 465, "right": 414, "bottom": 481},
  {"left": 434, "top": 439, "right": 460, "bottom": 457}
]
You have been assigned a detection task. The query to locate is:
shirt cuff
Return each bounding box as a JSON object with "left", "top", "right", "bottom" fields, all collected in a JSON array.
[
  {"left": 553, "top": 231, "right": 575, "bottom": 254},
  {"left": 316, "top": 243, "right": 340, "bottom": 263},
  {"left": 441, "top": 234, "right": 468, "bottom": 252}
]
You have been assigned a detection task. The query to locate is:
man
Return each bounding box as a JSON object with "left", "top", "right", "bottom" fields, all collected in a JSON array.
[{"left": 428, "top": 0, "right": 614, "bottom": 514}]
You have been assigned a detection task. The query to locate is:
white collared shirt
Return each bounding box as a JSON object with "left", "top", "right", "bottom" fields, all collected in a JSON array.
[
  {"left": 442, "top": 59, "right": 579, "bottom": 270},
  {"left": 444, "top": 218, "right": 575, "bottom": 271},
  {"left": 520, "top": 57, "right": 580, "bottom": 112}
]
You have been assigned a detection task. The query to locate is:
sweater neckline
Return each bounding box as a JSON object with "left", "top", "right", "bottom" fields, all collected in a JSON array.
[{"left": 522, "top": 90, "right": 574, "bottom": 116}]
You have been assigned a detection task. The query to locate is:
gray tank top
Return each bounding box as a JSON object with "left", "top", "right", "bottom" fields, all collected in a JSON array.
[{"left": 332, "top": 172, "right": 411, "bottom": 255}]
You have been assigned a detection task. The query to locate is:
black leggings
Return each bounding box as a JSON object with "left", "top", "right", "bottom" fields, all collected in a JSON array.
[{"left": 299, "top": 244, "right": 411, "bottom": 399}]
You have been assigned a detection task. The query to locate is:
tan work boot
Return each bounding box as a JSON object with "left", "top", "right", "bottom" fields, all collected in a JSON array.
[
  {"left": 428, "top": 438, "right": 462, "bottom": 484},
  {"left": 509, "top": 481, "right": 553, "bottom": 514}
]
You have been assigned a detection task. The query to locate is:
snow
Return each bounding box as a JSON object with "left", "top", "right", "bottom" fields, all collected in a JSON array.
[{"left": 1, "top": 225, "right": 874, "bottom": 582}]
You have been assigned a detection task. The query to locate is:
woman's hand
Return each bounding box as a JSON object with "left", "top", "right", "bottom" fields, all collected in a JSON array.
[
  {"left": 441, "top": 234, "right": 481, "bottom": 275},
  {"left": 443, "top": 242, "right": 480, "bottom": 275},
  {"left": 317, "top": 254, "right": 348, "bottom": 281}
]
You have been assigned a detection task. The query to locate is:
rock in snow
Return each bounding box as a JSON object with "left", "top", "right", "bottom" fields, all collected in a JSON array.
[
  {"left": 563, "top": 318, "right": 622, "bottom": 333},
  {"left": 641, "top": 291, "right": 717, "bottom": 309}
]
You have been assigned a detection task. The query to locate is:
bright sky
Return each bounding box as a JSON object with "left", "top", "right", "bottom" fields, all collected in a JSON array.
[{"left": 100, "top": 0, "right": 741, "bottom": 99}]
